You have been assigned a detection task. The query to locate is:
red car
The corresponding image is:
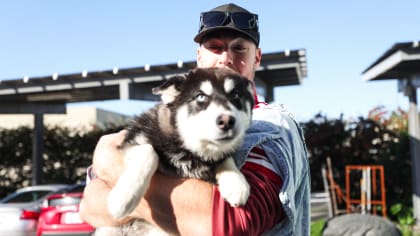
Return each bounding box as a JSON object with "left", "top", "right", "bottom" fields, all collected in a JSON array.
[{"left": 36, "top": 192, "right": 94, "bottom": 236}]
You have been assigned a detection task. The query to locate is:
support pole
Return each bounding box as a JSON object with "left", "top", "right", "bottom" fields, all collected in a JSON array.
[
  {"left": 266, "top": 84, "right": 274, "bottom": 103},
  {"left": 32, "top": 112, "right": 44, "bottom": 186},
  {"left": 406, "top": 80, "right": 420, "bottom": 225}
]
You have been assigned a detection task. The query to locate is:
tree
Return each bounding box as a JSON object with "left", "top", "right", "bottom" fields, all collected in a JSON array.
[{"left": 302, "top": 107, "right": 410, "bottom": 210}]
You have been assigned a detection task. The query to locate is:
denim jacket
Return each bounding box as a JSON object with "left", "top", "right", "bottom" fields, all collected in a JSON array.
[{"left": 234, "top": 104, "right": 310, "bottom": 236}]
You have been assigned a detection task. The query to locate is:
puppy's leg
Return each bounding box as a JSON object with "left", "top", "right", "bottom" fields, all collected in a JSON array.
[
  {"left": 215, "top": 157, "right": 250, "bottom": 207},
  {"left": 107, "top": 144, "right": 159, "bottom": 219}
]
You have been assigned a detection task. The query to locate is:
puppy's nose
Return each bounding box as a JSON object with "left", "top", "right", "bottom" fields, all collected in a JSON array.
[{"left": 216, "top": 114, "right": 236, "bottom": 131}]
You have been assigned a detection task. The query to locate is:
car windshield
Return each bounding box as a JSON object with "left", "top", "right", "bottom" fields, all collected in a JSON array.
[
  {"left": 1, "top": 190, "right": 52, "bottom": 203},
  {"left": 48, "top": 196, "right": 82, "bottom": 207}
]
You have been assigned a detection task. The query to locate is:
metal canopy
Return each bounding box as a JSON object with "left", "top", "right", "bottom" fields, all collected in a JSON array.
[
  {"left": 0, "top": 50, "right": 307, "bottom": 107},
  {"left": 362, "top": 40, "right": 420, "bottom": 226},
  {"left": 362, "top": 41, "right": 420, "bottom": 81}
]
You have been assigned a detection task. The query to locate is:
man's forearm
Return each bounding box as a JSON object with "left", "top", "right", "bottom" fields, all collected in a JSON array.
[
  {"left": 133, "top": 172, "right": 213, "bottom": 235},
  {"left": 80, "top": 172, "right": 213, "bottom": 235}
]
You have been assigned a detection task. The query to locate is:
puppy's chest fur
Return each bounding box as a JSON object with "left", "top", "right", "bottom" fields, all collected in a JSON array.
[{"left": 123, "top": 104, "right": 225, "bottom": 183}]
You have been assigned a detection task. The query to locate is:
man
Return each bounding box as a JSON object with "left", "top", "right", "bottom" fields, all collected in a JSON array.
[{"left": 80, "top": 3, "right": 310, "bottom": 235}]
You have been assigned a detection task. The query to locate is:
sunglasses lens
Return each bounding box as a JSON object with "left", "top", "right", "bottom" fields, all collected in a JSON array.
[
  {"left": 231, "top": 12, "right": 258, "bottom": 29},
  {"left": 201, "top": 12, "right": 227, "bottom": 28}
]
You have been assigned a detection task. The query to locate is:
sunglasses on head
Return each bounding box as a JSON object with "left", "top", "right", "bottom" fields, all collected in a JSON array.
[{"left": 200, "top": 11, "right": 259, "bottom": 30}]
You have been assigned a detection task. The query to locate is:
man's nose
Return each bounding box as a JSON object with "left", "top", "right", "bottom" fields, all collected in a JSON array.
[{"left": 217, "top": 51, "right": 233, "bottom": 66}]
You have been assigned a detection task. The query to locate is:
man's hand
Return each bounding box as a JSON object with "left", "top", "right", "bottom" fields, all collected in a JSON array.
[
  {"left": 81, "top": 130, "right": 213, "bottom": 234},
  {"left": 92, "top": 130, "right": 127, "bottom": 186}
]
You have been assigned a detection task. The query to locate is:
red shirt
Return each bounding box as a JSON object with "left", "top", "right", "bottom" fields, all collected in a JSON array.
[{"left": 212, "top": 133, "right": 285, "bottom": 235}]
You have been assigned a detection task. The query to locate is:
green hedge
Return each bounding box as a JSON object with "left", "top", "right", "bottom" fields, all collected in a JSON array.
[{"left": 0, "top": 124, "right": 124, "bottom": 197}]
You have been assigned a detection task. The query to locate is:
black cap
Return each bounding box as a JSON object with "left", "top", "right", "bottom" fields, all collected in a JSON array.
[{"left": 194, "top": 3, "right": 260, "bottom": 46}]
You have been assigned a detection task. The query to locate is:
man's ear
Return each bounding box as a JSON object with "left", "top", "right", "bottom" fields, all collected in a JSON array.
[
  {"left": 196, "top": 47, "right": 203, "bottom": 67},
  {"left": 152, "top": 75, "right": 186, "bottom": 104},
  {"left": 254, "top": 48, "right": 262, "bottom": 68}
]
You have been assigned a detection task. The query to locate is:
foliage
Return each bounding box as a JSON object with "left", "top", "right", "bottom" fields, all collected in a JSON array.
[
  {"left": 390, "top": 203, "right": 415, "bottom": 226},
  {"left": 0, "top": 126, "right": 33, "bottom": 196},
  {"left": 368, "top": 105, "right": 408, "bottom": 132},
  {"left": 390, "top": 203, "right": 416, "bottom": 236},
  {"left": 302, "top": 106, "right": 411, "bottom": 217},
  {"left": 0, "top": 123, "right": 125, "bottom": 198}
]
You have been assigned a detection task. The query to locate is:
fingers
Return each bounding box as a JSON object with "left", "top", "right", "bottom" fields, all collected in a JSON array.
[
  {"left": 96, "top": 130, "right": 128, "bottom": 150},
  {"left": 93, "top": 130, "right": 128, "bottom": 185}
]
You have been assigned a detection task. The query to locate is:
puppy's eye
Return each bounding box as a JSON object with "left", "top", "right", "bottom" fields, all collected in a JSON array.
[
  {"left": 230, "top": 90, "right": 240, "bottom": 100},
  {"left": 196, "top": 94, "right": 208, "bottom": 103}
]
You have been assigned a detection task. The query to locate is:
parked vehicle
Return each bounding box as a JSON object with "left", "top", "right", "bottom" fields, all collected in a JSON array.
[
  {"left": 0, "top": 184, "right": 71, "bottom": 236},
  {"left": 36, "top": 191, "right": 94, "bottom": 236}
]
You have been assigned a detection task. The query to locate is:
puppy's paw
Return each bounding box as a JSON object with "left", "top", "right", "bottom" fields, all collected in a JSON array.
[
  {"left": 107, "top": 144, "right": 159, "bottom": 219},
  {"left": 107, "top": 188, "right": 138, "bottom": 219},
  {"left": 217, "top": 171, "right": 250, "bottom": 207}
]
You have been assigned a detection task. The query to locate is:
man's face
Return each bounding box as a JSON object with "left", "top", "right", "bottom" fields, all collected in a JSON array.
[{"left": 196, "top": 36, "right": 261, "bottom": 81}]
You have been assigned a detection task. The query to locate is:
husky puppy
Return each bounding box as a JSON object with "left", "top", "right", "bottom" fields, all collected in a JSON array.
[{"left": 105, "top": 67, "right": 254, "bottom": 235}]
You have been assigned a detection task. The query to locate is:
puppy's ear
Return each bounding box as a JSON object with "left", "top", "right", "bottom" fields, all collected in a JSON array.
[{"left": 152, "top": 74, "right": 186, "bottom": 104}]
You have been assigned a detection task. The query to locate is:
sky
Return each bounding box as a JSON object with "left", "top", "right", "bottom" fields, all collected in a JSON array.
[{"left": 1, "top": 0, "right": 419, "bottom": 122}]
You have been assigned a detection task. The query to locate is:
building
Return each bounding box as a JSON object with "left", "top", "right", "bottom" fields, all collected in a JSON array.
[{"left": 0, "top": 107, "right": 129, "bottom": 130}]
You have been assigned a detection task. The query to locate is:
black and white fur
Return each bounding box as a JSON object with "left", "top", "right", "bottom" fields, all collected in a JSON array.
[{"left": 105, "top": 67, "right": 254, "bottom": 235}]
